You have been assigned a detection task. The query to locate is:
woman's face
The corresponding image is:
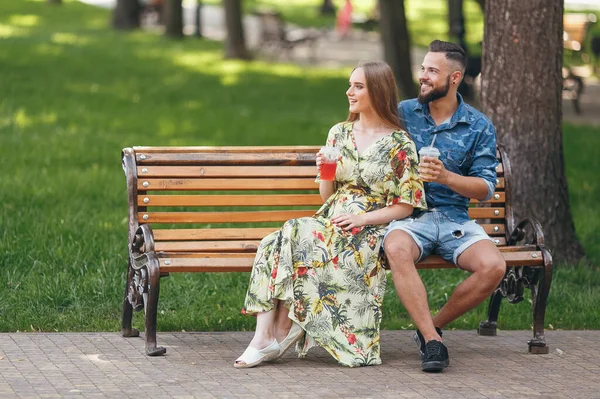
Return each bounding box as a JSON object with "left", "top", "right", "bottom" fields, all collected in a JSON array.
[{"left": 346, "top": 67, "right": 372, "bottom": 114}]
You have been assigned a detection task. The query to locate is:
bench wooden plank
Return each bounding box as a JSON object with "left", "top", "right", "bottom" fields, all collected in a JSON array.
[
  {"left": 155, "top": 237, "right": 508, "bottom": 252},
  {"left": 137, "top": 178, "right": 318, "bottom": 191},
  {"left": 137, "top": 165, "right": 318, "bottom": 178},
  {"left": 139, "top": 210, "right": 315, "bottom": 223},
  {"left": 470, "top": 192, "right": 505, "bottom": 204},
  {"left": 154, "top": 228, "right": 277, "bottom": 241},
  {"left": 156, "top": 240, "right": 260, "bottom": 252},
  {"left": 467, "top": 208, "right": 505, "bottom": 218},
  {"left": 481, "top": 224, "right": 505, "bottom": 235},
  {"left": 134, "top": 146, "right": 321, "bottom": 153},
  {"left": 141, "top": 194, "right": 504, "bottom": 208},
  {"left": 138, "top": 164, "right": 502, "bottom": 178},
  {"left": 158, "top": 250, "right": 544, "bottom": 272},
  {"left": 157, "top": 252, "right": 257, "bottom": 258},
  {"left": 141, "top": 211, "right": 506, "bottom": 224},
  {"left": 136, "top": 153, "right": 317, "bottom": 166},
  {"left": 152, "top": 224, "right": 505, "bottom": 241},
  {"left": 139, "top": 194, "right": 323, "bottom": 207}
]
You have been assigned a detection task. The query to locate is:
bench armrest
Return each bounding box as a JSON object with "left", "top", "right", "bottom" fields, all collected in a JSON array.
[
  {"left": 130, "top": 224, "right": 157, "bottom": 270},
  {"left": 507, "top": 217, "right": 546, "bottom": 248}
]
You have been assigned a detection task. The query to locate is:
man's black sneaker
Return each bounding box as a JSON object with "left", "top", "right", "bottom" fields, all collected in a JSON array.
[
  {"left": 413, "top": 327, "right": 443, "bottom": 360},
  {"left": 422, "top": 340, "right": 449, "bottom": 372}
]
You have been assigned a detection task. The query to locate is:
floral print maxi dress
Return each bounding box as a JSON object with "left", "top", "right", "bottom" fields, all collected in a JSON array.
[{"left": 243, "top": 122, "right": 427, "bottom": 367}]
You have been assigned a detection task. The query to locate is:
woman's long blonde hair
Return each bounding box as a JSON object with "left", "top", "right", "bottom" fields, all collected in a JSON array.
[{"left": 346, "top": 61, "right": 403, "bottom": 130}]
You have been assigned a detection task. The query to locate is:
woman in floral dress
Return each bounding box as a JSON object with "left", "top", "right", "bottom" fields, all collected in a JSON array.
[{"left": 234, "top": 61, "right": 427, "bottom": 368}]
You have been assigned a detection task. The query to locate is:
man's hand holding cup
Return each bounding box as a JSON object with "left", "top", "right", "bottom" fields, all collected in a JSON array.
[{"left": 418, "top": 146, "right": 447, "bottom": 183}]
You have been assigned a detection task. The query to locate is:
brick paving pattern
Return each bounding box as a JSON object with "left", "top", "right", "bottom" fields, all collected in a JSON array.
[{"left": 1, "top": 330, "right": 599, "bottom": 398}]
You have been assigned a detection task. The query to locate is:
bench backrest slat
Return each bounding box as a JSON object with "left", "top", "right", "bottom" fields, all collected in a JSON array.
[
  {"left": 137, "top": 165, "right": 318, "bottom": 178},
  {"left": 138, "top": 209, "right": 505, "bottom": 224},
  {"left": 139, "top": 210, "right": 315, "bottom": 224},
  {"left": 138, "top": 178, "right": 318, "bottom": 191},
  {"left": 136, "top": 153, "right": 316, "bottom": 166},
  {"left": 139, "top": 194, "right": 324, "bottom": 207},
  {"left": 153, "top": 227, "right": 278, "bottom": 241}
]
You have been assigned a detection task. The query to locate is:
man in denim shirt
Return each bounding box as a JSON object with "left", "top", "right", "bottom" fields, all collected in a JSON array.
[{"left": 384, "top": 40, "right": 506, "bottom": 372}]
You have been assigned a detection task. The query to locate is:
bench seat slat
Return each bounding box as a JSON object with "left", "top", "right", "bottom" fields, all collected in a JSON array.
[
  {"left": 137, "top": 178, "right": 318, "bottom": 191},
  {"left": 139, "top": 194, "right": 323, "bottom": 207},
  {"left": 158, "top": 250, "right": 544, "bottom": 272},
  {"left": 139, "top": 210, "right": 315, "bottom": 223}
]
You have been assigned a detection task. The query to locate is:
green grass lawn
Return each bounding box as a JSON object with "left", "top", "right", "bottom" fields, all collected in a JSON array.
[{"left": 0, "top": 0, "right": 599, "bottom": 334}]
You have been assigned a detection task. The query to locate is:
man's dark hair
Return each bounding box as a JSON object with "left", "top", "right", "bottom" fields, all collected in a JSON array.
[{"left": 428, "top": 40, "right": 467, "bottom": 72}]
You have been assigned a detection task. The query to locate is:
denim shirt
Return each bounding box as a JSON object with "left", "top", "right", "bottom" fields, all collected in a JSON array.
[{"left": 398, "top": 94, "right": 498, "bottom": 223}]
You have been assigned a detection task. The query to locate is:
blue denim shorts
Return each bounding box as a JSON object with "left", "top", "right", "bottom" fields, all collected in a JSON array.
[{"left": 384, "top": 209, "right": 492, "bottom": 265}]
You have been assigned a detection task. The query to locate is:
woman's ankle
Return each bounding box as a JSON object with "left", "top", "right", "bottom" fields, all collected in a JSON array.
[
  {"left": 249, "top": 333, "right": 275, "bottom": 350},
  {"left": 274, "top": 321, "right": 293, "bottom": 343}
]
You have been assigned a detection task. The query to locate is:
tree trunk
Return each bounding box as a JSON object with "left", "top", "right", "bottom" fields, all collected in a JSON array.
[
  {"left": 112, "top": 0, "right": 141, "bottom": 30},
  {"left": 480, "top": 0, "right": 585, "bottom": 263},
  {"left": 164, "top": 0, "right": 184, "bottom": 38},
  {"left": 195, "top": 0, "right": 203, "bottom": 38},
  {"left": 448, "top": 0, "right": 467, "bottom": 51},
  {"left": 320, "top": 0, "right": 336, "bottom": 15},
  {"left": 378, "top": 0, "right": 417, "bottom": 99},
  {"left": 223, "top": 0, "right": 252, "bottom": 60},
  {"left": 474, "top": 0, "right": 485, "bottom": 13}
]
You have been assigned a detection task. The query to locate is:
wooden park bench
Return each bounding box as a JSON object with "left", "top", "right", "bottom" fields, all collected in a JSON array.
[
  {"left": 254, "top": 10, "right": 320, "bottom": 62},
  {"left": 563, "top": 13, "right": 596, "bottom": 55},
  {"left": 562, "top": 13, "right": 597, "bottom": 114},
  {"left": 120, "top": 146, "right": 553, "bottom": 357}
]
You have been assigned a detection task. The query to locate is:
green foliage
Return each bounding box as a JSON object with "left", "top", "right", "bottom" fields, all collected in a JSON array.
[
  {"left": 205, "top": 0, "right": 485, "bottom": 50},
  {"left": 0, "top": 0, "right": 599, "bottom": 335}
]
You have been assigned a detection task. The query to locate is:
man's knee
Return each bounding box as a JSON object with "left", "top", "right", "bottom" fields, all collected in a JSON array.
[
  {"left": 487, "top": 256, "right": 507, "bottom": 285},
  {"left": 458, "top": 241, "right": 506, "bottom": 286},
  {"left": 473, "top": 254, "right": 506, "bottom": 287},
  {"left": 384, "top": 231, "right": 419, "bottom": 271}
]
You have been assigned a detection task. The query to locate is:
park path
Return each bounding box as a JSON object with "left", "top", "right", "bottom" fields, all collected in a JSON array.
[{"left": 2, "top": 330, "right": 600, "bottom": 398}]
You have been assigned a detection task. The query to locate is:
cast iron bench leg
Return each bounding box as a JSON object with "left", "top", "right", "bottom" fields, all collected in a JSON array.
[
  {"left": 528, "top": 247, "right": 553, "bottom": 354},
  {"left": 144, "top": 255, "right": 166, "bottom": 356},
  {"left": 121, "top": 259, "right": 140, "bottom": 338},
  {"left": 478, "top": 289, "right": 504, "bottom": 336}
]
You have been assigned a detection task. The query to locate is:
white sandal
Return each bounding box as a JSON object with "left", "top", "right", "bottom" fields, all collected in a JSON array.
[
  {"left": 277, "top": 322, "right": 304, "bottom": 358},
  {"left": 233, "top": 339, "right": 280, "bottom": 368}
]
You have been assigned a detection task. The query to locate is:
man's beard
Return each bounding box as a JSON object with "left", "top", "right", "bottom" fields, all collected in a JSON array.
[{"left": 417, "top": 75, "right": 451, "bottom": 104}]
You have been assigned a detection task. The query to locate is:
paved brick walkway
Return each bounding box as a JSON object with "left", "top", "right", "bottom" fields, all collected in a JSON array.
[{"left": 1, "top": 330, "right": 599, "bottom": 398}]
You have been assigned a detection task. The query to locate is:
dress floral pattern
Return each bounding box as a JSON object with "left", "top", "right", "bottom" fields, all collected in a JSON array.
[{"left": 242, "top": 122, "right": 427, "bottom": 367}]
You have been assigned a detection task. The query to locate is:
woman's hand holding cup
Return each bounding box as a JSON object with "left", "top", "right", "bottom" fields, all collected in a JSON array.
[{"left": 318, "top": 146, "right": 340, "bottom": 181}]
